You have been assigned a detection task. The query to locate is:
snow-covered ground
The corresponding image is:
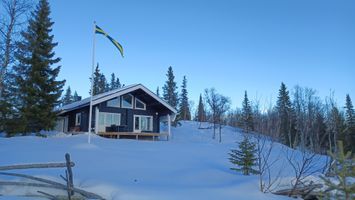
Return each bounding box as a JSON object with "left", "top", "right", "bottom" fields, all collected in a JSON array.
[{"left": 0, "top": 121, "right": 327, "bottom": 200}]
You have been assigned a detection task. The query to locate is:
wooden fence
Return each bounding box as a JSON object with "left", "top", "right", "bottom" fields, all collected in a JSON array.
[{"left": 0, "top": 153, "right": 104, "bottom": 200}]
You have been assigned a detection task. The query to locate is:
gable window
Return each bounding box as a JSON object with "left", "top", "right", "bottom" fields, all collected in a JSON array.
[
  {"left": 107, "top": 97, "right": 120, "bottom": 108},
  {"left": 75, "top": 113, "right": 81, "bottom": 126},
  {"left": 122, "top": 94, "right": 133, "bottom": 108},
  {"left": 135, "top": 98, "right": 146, "bottom": 110}
]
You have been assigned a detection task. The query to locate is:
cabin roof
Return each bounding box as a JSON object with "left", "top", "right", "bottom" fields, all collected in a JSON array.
[{"left": 57, "top": 84, "right": 177, "bottom": 115}]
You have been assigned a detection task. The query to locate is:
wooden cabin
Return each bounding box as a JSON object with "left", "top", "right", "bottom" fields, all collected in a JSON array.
[{"left": 55, "top": 84, "right": 177, "bottom": 139}]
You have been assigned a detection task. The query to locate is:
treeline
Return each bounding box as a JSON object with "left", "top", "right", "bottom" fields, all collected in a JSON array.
[
  {"left": 160, "top": 66, "right": 191, "bottom": 122},
  {"left": 159, "top": 66, "right": 354, "bottom": 153},
  {"left": 194, "top": 83, "right": 355, "bottom": 154},
  {"left": 61, "top": 63, "right": 123, "bottom": 106}
]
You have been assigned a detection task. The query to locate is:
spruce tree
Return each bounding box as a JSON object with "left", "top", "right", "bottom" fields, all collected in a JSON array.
[
  {"left": 13, "top": 0, "right": 65, "bottom": 133},
  {"left": 178, "top": 76, "right": 191, "bottom": 120},
  {"left": 320, "top": 141, "right": 355, "bottom": 200},
  {"left": 91, "top": 64, "right": 101, "bottom": 95},
  {"left": 73, "top": 91, "right": 81, "bottom": 102},
  {"left": 162, "top": 66, "right": 178, "bottom": 108},
  {"left": 156, "top": 87, "right": 160, "bottom": 97},
  {"left": 344, "top": 94, "right": 355, "bottom": 152},
  {"left": 109, "top": 73, "right": 121, "bottom": 90},
  {"left": 242, "top": 91, "right": 254, "bottom": 133},
  {"left": 102, "top": 74, "right": 109, "bottom": 92},
  {"left": 276, "top": 82, "right": 296, "bottom": 147},
  {"left": 110, "top": 73, "right": 116, "bottom": 90},
  {"left": 197, "top": 94, "right": 206, "bottom": 122},
  {"left": 0, "top": 73, "right": 13, "bottom": 132},
  {"left": 90, "top": 63, "right": 108, "bottom": 95},
  {"left": 229, "top": 136, "right": 259, "bottom": 175},
  {"left": 2, "top": 66, "right": 25, "bottom": 134},
  {"left": 61, "top": 86, "right": 73, "bottom": 105},
  {"left": 115, "top": 77, "right": 121, "bottom": 88}
]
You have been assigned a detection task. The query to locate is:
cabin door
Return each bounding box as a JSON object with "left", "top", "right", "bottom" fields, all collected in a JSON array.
[
  {"left": 55, "top": 116, "right": 68, "bottom": 132},
  {"left": 134, "top": 115, "right": 153, "bottom": 132}
]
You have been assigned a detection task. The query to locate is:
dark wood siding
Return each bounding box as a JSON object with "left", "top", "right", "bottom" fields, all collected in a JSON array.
[
  {"left": 97, "top": 96, "right": 161, "bottom": 132},
  {"left": 65, "top": 106, "right": 89, "bottom": 132},
  {"left": 61, "top": 91, "right": 173, "bottom": 133}
]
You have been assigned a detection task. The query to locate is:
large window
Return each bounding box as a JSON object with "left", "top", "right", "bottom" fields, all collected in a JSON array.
[
  {"left": 98, "top": 112, "right": 121, "bottom": 132},
  {"left": 122, "top": 94, "right": 133, "bottom": 108},
  {"left": 134, "top": 115, "right": 153, "bottom": 132},
  {"left": 107, "top": 97, "right": 120, "bottom": 108},
  {"left": 75, "top": 113, "right": 81, "bottom": 126},
  {"left": 135, "top": 98, "right": 146, "bottom": 110}
]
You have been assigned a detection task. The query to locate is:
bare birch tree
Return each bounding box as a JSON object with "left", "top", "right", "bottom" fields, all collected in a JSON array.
[
  {"left": 205, "top": 88, "right": 219, "bottom": 139},
  {"left": 215, "top": 95, "right": 230, "bottom": 143},
  {"left": 256, "top": 134, "right": 283, "bottom": 193},
  {"left": 0, "top": 0, "right": 32, "bottom": 95}
]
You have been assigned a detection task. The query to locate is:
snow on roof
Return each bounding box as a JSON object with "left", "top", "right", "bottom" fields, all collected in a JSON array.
[
  {"left": 57, "top": 84, "right": 177, "bottom": 114},
  {"left": 57, "top": 84, "right": 139, "bottom": 112}
]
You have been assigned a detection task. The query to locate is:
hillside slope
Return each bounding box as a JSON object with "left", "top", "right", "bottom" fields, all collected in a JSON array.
[{"left": 0, "top": 121, "right": 324, "bottom": 200}]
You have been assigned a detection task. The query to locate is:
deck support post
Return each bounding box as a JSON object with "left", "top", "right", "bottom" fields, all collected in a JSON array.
[
  {"left": 167, "top": 114, "right": 171, "bottom": 140},
  {"left": 95, "top": 107, "right": 99, "bottom": 134}
]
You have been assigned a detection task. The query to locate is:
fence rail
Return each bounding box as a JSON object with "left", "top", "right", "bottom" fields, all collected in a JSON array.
[{"left": 0, "top": 153, "right": 104, "bottom": 200}]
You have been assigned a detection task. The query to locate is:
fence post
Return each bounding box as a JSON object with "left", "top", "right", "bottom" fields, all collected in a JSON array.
[{"left": 65, "top": 153, "right": 74, "bottom": 197}]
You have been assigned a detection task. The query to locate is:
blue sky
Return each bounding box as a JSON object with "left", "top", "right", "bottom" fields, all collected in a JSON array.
[{"left": 49, "top": 0, "right": 355, "bottom": 109}]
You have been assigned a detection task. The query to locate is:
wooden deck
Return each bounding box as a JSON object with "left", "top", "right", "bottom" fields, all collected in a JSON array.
[{"left": 98, "top": 132, "right": 169, "bottom": 141}]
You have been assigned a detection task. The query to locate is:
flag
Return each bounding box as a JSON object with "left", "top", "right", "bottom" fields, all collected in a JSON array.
[{"left": 95, "top": 25, "right": 124, "bottom": 57}]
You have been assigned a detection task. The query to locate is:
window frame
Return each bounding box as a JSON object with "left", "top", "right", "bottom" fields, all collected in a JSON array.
[
  {"left": 75, "top": 113, "right": 81, "bottom": 126},
  {"left": 121, "top": 94, "right": 134, "bottom": 109},
  {"left": 107, "top": 97, "right": 121, "bottom": 108},
  {"left": 98, "top": 112, "right": 121, "bottom": 132},
  {"left": 133, "top": 115, "right": 153, "bottom": 132},
  {"left": 135, "top": 97, "right": 146, "bottom": 110}
]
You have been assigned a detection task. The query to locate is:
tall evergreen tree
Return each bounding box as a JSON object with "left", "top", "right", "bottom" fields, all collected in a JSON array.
[
  {"left": 162, "top": 66, "right": 178, "bottom": 108},
  {"left": 242, "top": 91, "right": 254, "bottom": 133},
  {"left": 13, "top": 0, "right": 65, "bottom": 133},
  {"left": 73, "top": 91, "right": 81, "bottom": 102},
  {"left": 178, "top": 76, "right": 191, "bottom": 120},
  {"left": 90, "top": 63, "right": 107, "bottom": 95},
  {"left": 344, "top": 94, "right": 355, "bottom": 152},
  {"left": 91, "top": 64, "right": 101, "bottom": 95},
  {"left": 110, "top": 73, "right": 116, "bottom": 90},
  {"left": 109, "top": 73, "right": 121, "bottom": 90},
  {"left": 102, "top": 74, "right": 109, "bottom": 93},
  {"left": 229, "top": 136, "right": 259, "bottom": 175},
  {"left": 0, "top": 73, "right": 13, "bottom": 131},
  {"left": 197, "top": 94, "right": 206, "bottom": 122},
  {"left": 115, "top": 77, "right": 121, "bottom": 89},
  {"left": 61, "top": 86, "right": 73, "bottom": 106},
  {"left": 276, "top": 82, "right": 296, "bottom": 147},
  {"left": 156, "top": 86, "right": 160, "bottom": 97}
]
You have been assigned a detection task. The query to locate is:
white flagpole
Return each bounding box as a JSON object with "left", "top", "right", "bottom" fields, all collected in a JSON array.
[{"left": 88, "top": 21, "right": 96, "bottom": 144}]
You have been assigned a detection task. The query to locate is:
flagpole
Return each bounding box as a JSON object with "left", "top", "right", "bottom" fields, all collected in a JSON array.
[{"left": 88, "top": 21, "right": 96, "bottom": 144}]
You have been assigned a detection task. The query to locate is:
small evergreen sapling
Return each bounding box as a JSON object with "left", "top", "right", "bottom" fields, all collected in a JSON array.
[
  {"left": 320, "top": 141, "right": 355, "bottom": 200},
  {"left": 229, "top": 136, "right": 259, "bottom": 175}
]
